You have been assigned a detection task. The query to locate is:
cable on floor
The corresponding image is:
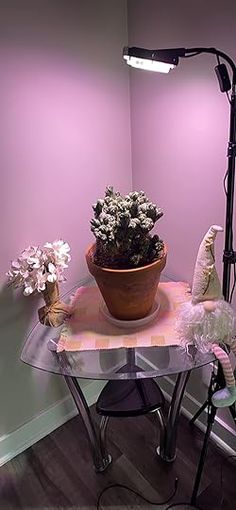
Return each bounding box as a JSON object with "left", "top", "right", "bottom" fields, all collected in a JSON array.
[{"left": 96, "top": 477, "right": 178, "bottom": 510}]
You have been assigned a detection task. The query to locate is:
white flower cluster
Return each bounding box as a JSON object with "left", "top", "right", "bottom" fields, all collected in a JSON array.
[{"left": 7, "top": 240, "right": 71, "bottom": 296}]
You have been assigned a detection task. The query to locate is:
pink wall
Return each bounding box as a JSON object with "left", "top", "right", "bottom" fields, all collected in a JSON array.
[
  {"left": 128, "top": 0, "right": 236, "bottom": 312},
  {"left": 1, "top": 1, "right": 131, "bottom": 292},
  {"left": 1, "top": 0, "right": 236, "bottom": 454},
  {"left": 128, "top": 0, "right": 236, "bottom": 442},
  {"left": 0, "top": 0, "right": 131, "bottom": 437}
]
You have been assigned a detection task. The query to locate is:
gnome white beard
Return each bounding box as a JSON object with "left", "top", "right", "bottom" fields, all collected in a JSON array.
[{"left": 176, "top": 300, "right": 235, "bottom": 354}]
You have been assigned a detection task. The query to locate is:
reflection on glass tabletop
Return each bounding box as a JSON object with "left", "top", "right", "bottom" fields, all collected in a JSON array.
[{"left": 21, "top": 281, "right": 215, "bottom": 380}]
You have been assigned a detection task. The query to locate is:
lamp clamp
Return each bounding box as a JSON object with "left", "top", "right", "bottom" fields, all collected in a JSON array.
[
  {"left": 214, "top": 63, "right": 231, "bottom": 93},
  {"left": 227, "top": 142, "right": 236, "bottom": 158},
  {"left": 223, "top": 250, "right": 236, "bottom": 264}
]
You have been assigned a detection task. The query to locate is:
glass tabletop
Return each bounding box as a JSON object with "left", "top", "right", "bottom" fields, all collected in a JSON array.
[{"left": 21, "top": 282, "right": 215, "bottom": 380}]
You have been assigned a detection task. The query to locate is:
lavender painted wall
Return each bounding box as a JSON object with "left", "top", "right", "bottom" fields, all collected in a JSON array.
[
  {"left": 128, "top": 0, "right": 236, "bottom": 442},
  {"left": 1, "top": 0, "right": 236, "bottom": 459},
  {"left": 0, "top": 0, "right": 131, "bottom": 436},
  {"left": 128, "top": 0, "right": 236, "bottom": 306}
]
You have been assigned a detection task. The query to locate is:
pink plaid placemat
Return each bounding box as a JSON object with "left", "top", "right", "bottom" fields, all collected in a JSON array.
[{"left": 57, "top": 282, "right": 191, "bottom": 353}]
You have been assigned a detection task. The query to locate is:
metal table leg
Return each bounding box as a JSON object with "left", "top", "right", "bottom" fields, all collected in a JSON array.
[
  {"left": 64, "top": 376, "right": 112, "bottom": 472},
  {"left": 100, "top": 415, "right": 110, "bottom": 460},
  {"left": 156, "top": 370, "right": 191, "bottom": 462}
]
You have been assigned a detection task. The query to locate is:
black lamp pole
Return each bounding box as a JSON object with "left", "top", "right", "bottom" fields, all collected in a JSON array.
[
  {"left": 187, "top": 48, "right": 236, "bottom": 301},
  {"left": 124, "top": 46, "right": 236, "bottom": 509},
  {"left": 167, "top": 47, "right": 236, "bottom": 509},
  {"left": 187, "top": 49, "right": 236, "bottom": 509},
  {"left": 124, "top": 45, "right": 236, "bottom": 300},
  {"left": 223, "top": 79, "right": 236, "bottom": 301},
  {"left": 164, "top": 47, "right": 236, "bottom": 303}
]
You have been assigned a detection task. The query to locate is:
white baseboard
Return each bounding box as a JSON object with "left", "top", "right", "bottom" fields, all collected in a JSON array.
[
  {"left": 160, "top": 376, "right": 236, "bottom": 456},
  {"left": 0, "top": 379, "right": 105, "bottom": 467}
]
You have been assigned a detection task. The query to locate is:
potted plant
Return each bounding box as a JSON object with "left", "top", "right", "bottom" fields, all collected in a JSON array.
[{"left": 86, "top": 186, "right": 167, "bottom": 320}]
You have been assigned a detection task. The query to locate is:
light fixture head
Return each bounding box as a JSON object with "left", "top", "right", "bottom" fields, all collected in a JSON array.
[{"left": 123, "top": 46, "right": 182, "bottom": 73}]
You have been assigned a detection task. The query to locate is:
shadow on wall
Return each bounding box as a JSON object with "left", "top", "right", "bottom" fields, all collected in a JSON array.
[{"left": 0, "top": 282, "right": 40, "bottom": 433}]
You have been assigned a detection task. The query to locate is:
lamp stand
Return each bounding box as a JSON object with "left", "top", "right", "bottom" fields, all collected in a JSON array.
[
  {"left": 161, "top": 49, "right": 236, "bottom": 510},
  {"left": 189, "top": 81, "right": 236, "bottom": 507},
  {"left": 123, "top": 44, "right": 236, "bottom": 509},
  {"left": 223, "top": 85, "right": 236, "bottom": 301},
  {"left": 167, "top": 81, "right": 236, "bottom": 510}
]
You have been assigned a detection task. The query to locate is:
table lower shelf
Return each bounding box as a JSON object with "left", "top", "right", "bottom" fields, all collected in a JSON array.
[{"left": 96, "top": 375, "right": 165, "bottom": 417}]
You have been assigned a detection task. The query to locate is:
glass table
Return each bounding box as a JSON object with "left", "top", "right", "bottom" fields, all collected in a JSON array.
[{"left": 21, "top": 283, "right": 215, "bottom": 472}]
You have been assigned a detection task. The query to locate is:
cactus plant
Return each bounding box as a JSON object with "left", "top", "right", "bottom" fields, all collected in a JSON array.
[{"left": 90, "top": 186, "right": 164, "bottom": 269}]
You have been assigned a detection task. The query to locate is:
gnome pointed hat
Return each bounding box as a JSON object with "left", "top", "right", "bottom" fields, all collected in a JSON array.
[{"left": 191, "top": 224, "right": 223, "bottom": 304}]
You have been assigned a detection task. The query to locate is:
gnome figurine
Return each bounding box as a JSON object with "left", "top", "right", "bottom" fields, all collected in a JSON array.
[{"left": 176, "top": 225, "right": 236, "bottom": 408}]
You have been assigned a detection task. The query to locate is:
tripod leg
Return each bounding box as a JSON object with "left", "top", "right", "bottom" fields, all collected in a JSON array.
[
  {"left": 190, "top": 367, "right": 217, "bottom": 425},
  {"left": 190, "top": 400, "right": 208, "bottom": 425},
  {"left": 190, "top": 354, "right": 230, "bottom": 425},
  {"left": 190, "top": 366, "right": 219, "bottom": 505},
  {"left": 191, "top": 402, "right": 217, "bottom": 506},
  {"left": 229, "top": 403, "right": 236, "bottom": 421}
]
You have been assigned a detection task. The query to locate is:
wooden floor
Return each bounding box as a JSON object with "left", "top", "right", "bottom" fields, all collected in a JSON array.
[{"left": 0, "top": 405, "right": 236, "bottom": 509}]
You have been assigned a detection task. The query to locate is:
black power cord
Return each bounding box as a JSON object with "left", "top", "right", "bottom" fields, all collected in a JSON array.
[
  {"left": 96, "top": 452, "right": 236, "bottom": 510},
  {"left": 96, "top": 477, "right": 178, "bottom": 510},
  {"left": 166, "top": 504, "right": 199, "bottom": 509},
  {"left": 166, "top": 452, "right": 236, "bottom": 509}
]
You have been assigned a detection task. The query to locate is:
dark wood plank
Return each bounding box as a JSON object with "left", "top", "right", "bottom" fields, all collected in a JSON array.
[{"left": 0, "top": 405, "right": 235, "bottom": 509}]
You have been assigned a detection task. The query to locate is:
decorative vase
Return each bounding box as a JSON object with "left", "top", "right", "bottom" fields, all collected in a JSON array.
[
  {"left": 38, "top": 281, "right": 71, "bottom": 327},
  {"left": 86, "top": 243, "right": 167, "bottom": 320}
]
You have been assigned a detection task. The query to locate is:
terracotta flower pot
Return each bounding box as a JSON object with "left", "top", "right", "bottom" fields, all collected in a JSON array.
[{"left": 86, "top": 243, "right": 167, "bottom": 320}]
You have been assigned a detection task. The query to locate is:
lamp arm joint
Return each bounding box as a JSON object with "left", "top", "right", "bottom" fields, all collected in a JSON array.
[{"left": 184, "top": 47, "right": 236, "bottom": 83}]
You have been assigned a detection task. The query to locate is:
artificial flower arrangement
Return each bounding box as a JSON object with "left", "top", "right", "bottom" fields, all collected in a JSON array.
[{"left": 7, "top": 240, "right": 71, "bottom": 327}]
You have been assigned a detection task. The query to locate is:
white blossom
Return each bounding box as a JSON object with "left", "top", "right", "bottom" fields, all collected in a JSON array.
[
  {"left": 21, "top": 246, "right": 43, "bottom": 269},
  {"left": 44, "top": 240, "right": 71, "bottom": 268},
  {"left": 23, "top": 281, "right": 35, "bottom": 296},
  {"left": 47, "top": 262, "right": 58, "bottom": 283},
  {"left": 7, "top": 240, "right": 71, "bottom": 296}
]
